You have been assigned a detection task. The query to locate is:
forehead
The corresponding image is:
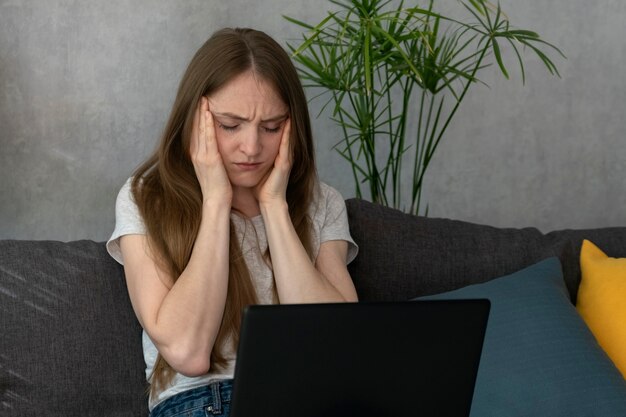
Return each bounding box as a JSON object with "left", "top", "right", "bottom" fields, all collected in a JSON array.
[{"left": 208, "top": 71, "right": 286, "bottom": 114}]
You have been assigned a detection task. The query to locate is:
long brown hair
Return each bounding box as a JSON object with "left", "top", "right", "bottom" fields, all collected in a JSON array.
[{"left": 131, "top": 28, "right": 317, "bottom": 395}]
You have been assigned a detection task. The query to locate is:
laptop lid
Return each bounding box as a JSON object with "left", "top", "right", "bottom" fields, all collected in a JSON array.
[{"left": 230, "top": 300, "right": 490, "bottom": 417}]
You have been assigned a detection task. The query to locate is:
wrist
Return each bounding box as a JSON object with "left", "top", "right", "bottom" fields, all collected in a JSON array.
[
  {"left": 202, "top": 198, "right": 232, "bottom": 216},
  {"left": 259, "top": 199, "right": 289, "bottom": 217}
]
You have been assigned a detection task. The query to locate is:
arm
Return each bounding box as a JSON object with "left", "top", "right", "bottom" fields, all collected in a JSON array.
[
  {"left": 121, "top": 202, "right": 229, "bottom": 376},
  {"left": 121, "top": 98, "right": 232, "bottom": 376},
  {"left": 261, "top": 202, "right": 358, "bottom": 303},
  {"left": 257, "top": 119, "right": 358, "bottom": 304}
]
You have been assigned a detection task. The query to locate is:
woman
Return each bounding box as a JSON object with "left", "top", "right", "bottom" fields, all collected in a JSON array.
[{"left": 106, "top": 27, "right": 358, "bottom": 416}]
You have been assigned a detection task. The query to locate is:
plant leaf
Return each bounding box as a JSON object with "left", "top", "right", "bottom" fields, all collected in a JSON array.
[{"left": 491, "top": 37, "right": 509, "bottom": 79}]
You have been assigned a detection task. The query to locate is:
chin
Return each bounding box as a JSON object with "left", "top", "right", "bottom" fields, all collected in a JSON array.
[
  {"left": 229, "top": 169, "right": 270, "bottom": 190},
  {"left": 229, "top": 176, "right": 263, "bottom": 190}
]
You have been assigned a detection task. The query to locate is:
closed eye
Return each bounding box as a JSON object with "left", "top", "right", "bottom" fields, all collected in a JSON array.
[
  {"left": 263, "top": 126, "right": 281, "bottom": 134},
  {"left": 218, "top": 123, "right": 239, "bottom": 132}
]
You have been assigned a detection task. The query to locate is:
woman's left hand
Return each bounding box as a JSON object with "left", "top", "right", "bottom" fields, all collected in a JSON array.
[{"left": 255, "top": 118, "right": 292, "bottom": 207}]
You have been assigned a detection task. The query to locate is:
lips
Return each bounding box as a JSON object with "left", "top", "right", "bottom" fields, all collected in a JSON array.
[{"left": 235, "top": 162, "right": 262, "bottom": 171}]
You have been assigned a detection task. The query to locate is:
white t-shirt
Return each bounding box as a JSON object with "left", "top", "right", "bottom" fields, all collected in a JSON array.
[{"left": 106, "top": 178, "right": 358, "bottom": 410}]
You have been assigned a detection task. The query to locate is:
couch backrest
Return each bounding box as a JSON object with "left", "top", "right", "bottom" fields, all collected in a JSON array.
[
  {"left": 346, "top": 199, "right": 554, "bottom": 300},
  {"left": 0, "top": 239, "right": 148, "bottom": 417},
  {"left": 545, "top": 227, "right": 626, "bottom": 300},
  {"left": 345, "top": 198, "right": 626, "bottom": 303}
]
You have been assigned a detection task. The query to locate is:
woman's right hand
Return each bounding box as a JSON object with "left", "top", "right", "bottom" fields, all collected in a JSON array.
[{"left": 190, "top": 97, "right": 232, "bottom": 205}]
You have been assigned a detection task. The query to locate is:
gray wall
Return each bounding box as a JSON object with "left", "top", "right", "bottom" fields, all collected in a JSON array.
[{"left": 1, "top": 0, "right": 624, "bottom": 241}]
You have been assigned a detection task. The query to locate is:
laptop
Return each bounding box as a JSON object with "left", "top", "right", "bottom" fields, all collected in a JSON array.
[{"left": 230, "top": 300, "right": 490, "bottom": 417}]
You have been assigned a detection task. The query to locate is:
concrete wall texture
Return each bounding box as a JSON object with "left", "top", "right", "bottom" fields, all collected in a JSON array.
[{"left": 1, "top": 0, "right": 625, "bottom": 241}]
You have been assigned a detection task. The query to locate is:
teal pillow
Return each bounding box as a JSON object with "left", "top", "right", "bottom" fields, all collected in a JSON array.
[{"left": 421, "top": 257, "right": 626, "bottom": 417}]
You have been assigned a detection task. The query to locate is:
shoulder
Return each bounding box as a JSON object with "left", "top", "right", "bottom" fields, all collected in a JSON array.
[
  {"left": 114, "top": 177, "right": 146, "bottom": 223},
  {"left": 107, "top": 177, "right": 147, "bottom": 264},
  {"left": 309, "top": 181, "right": 349, "bottom": 227},
  {"left": 313, "top": 182, "right": 346, "bottom": 212},
  {"left": 309, "top": 181, "right": 358, "bottom": 263},
  {"left": 116, "top": 177, "right": 136, "bottom": 208},
  {"left": 318, "top": 181, "right": 344, "bottom": 201}
]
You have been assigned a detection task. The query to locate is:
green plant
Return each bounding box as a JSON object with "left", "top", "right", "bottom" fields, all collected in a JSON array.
[{"left": 285, "top": 0, "right": 563, "bottom": 214}]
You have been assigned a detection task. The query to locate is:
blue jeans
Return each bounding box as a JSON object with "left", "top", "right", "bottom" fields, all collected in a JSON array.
[{"left": 150, "top": 379, "right": 233, "bottom": 417}]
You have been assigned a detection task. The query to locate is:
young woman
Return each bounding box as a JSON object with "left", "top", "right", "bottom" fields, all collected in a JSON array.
[{"left": 106, "top": 28, "right": 358, "bottom": 416}]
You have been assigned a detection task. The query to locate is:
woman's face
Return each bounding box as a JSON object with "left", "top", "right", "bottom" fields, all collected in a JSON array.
[{"left": 207, "top": 70, "right": 289, "bottom": 194}]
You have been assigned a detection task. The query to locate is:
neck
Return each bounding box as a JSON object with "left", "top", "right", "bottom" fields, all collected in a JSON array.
[{"left": 231, "top": 187, "right": 260, "bottom": 218}]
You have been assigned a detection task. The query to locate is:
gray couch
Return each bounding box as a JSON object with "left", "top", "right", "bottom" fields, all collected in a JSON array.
[{"left": 2, "top": 198, "right": 626, "bottom": 417}]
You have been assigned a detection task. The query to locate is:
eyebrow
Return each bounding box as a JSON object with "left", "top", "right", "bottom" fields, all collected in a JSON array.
[{"left": 212, "top": 111, "right": 288, "bottom": 123}]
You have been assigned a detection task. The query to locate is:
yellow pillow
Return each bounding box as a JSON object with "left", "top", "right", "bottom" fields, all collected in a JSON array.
[{"left": 577, "top": 239, "right": 626, "bottom": 378}]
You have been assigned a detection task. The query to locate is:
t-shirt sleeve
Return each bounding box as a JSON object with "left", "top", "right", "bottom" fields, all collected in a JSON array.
[
  {"left": 106, "top": 178, "right": 147, "bottom": 265},
  {"left": 318, "top": 183, "right": 359, "bottom": 264}
]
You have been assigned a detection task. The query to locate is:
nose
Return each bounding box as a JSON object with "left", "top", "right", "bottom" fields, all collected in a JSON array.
[{"left": 239, "top": 128, "right": 261, "bottom": 156}]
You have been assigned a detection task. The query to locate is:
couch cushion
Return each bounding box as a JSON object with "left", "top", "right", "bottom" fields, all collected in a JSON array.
[
  {"left": 345, "top": 199, "right": 553, "bottom": 301},
  {"left": 577, "top": 239, "right": 626, "bottom": 378},
  {"left": 423, "top": 257, "right": 626, "bottom": 417},
  {"left": 0, "top": 240, "right": 148, "bottom": 417},
  {"left": 546, "top": 227, "right": 626, "bottom": 302}
]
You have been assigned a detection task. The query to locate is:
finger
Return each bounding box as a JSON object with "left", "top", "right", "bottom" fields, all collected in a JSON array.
[
  {"left": 199, "top": 97, "right": 208, "bottom": 153},
  {"left": 280, "top": 117, "right": 292, "bottom": 165},
  {"left": 204, "top": 101, "right": 218, "bottom": 155},
  {"left": 191, "top": 98, "right": 204, "bottom": 157}
]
